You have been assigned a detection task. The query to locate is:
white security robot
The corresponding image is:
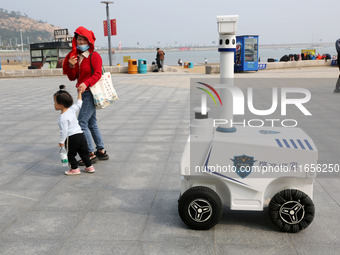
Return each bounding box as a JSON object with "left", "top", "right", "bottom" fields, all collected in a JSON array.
[{"left": 178, "top": 16, "right": 317, "bottom": 233}]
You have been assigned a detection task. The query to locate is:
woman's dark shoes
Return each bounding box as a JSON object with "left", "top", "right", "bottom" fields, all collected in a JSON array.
[
  {"left": 78, "top": 152, "right": 98, "bottom": 166},
  {"left": 95, "top": 149, "right": 109, "bottom": 160}
]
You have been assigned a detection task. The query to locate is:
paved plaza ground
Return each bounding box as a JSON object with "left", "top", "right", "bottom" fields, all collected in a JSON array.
[{"left": 0, "top": 67, "right": 339, "bottom": 254}]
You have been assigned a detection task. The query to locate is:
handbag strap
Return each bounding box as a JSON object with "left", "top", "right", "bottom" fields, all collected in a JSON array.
[{"left": 89, "top": 52, "right": 105, "bottom": 75}]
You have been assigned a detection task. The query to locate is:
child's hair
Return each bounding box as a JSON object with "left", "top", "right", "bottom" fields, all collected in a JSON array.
[{"left": 54, "top": 85, "right": 73, "bottom": 108}]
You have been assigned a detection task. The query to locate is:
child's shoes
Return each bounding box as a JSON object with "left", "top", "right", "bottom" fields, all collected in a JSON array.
[
  {"left": 64, "top": 166, "right": 95, "bottom": 175},
  {"left": 83, "top": 166, "right": 95, "bottom": 173},
  {"left": 65, "top": 168, "right": 81, "bottom": 175}
]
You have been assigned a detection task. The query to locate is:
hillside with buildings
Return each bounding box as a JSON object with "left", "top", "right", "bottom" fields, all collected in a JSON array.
[{"left": 0, "top": 8, "right": 60, "bottom": 49}]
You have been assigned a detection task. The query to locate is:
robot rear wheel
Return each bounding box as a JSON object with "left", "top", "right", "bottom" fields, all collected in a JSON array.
[{"left": 268, "top": 189, "right": 315, "bottom": 233}]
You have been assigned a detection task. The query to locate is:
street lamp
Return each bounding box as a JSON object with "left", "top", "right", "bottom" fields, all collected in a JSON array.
[
  {"left": 101, "top": 1, "right": 114, "bottom": 66},
  {"left": 20, "top": 29, "right": 24, "bottom": 52}
]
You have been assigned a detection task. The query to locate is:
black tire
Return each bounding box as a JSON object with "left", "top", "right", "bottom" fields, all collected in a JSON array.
[
  {"left": 178, "top": 186, "right": 223, "bottom": 230},
  {"left": 268, "top": 189, "right": 315, "bottom": 233}
]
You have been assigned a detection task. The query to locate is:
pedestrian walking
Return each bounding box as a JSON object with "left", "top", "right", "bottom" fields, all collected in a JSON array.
[{"left": 63, "top": 26, "right": 109, "bottom": 164}]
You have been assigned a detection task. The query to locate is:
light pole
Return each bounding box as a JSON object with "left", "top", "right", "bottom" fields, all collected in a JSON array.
[
  {"left": 101, "top": 1, "right": 114, "bottom": 66},
  {"left": 20, "top": 29, "right": 24, "bottom": 52}
]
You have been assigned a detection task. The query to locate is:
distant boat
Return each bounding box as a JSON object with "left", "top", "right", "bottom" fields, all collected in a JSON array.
[{"left": 179, "top": 47, "right": 191, "bottom": 51}]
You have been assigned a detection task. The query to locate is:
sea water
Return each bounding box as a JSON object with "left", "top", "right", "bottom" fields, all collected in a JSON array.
[{"left": 101, "top": 46, "right": 337, "bottom": 66}]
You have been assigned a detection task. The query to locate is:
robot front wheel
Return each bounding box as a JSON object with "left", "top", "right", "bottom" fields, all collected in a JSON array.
[
  {"left": 268, "top": 189, "right": 315, "bottom": 233},
  {"left": 178, "top": 186, "right": 223, "bottom": 230}
]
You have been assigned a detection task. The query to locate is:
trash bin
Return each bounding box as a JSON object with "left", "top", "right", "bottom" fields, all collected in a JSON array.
[
  {"left": 138, "top": 59, "right": 147, "bottom": 74},
  {"left": 128, "top": 59, "right": 138, "bottom": 74},
  {"left": 184, "top": 62, "right": 189, "bottom": 68},
  {"left": 188, "top": 62, "right": 194, "bottom": 68}
]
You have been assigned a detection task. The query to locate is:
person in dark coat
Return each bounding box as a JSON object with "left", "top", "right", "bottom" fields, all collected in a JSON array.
[
  {"left": 334, "top": 39, "right": 340, "bottom": 93},
  {"left": 156, "top": 48, "right": 165, "bottom": 72}
]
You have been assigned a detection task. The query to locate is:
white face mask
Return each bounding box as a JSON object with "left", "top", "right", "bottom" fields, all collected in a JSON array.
[{"left": 76, "top": 44, "right": 90, "bottom": 52}]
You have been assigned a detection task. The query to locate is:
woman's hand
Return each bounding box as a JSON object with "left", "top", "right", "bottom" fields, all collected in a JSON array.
[
  {"left": 69, "top": 56, "right": 78, "bottom": 68},
  {"left": 78, "top": 83, "right": 87, "bottom": 93}
]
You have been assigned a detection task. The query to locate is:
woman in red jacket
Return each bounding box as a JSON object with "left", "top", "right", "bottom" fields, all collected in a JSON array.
[{"left": 63, "top": 26, "right": 109, "bottom": 164}]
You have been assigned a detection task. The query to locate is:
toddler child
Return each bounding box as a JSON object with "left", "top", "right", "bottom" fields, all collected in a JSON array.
[{"left": 54, "top": 85, "right": 95, "bottom": 175}]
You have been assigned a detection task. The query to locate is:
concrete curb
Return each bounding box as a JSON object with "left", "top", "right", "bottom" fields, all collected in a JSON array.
[
  {"left": 0, "top": 68, "right": 63, "bottom": 78},
  {"left": 0, "top": 65, "right": 181, "bottom": 78},
  {"left": 205, "top": 59, "right": 335, "bottom": 74}
]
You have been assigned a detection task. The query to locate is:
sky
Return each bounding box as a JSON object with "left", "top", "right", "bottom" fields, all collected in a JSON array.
[{"left": 1, "top": 0, "right": 339, "bottom": 48}]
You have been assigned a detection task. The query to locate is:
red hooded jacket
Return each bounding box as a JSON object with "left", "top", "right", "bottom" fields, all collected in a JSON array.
[{"left": 63, "top": 26, "right": 102, "bottom": 90}]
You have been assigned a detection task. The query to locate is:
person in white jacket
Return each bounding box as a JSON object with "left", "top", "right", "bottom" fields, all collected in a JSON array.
[{"left": 54, "top": 85, "right": 95, "bottom": 175}]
